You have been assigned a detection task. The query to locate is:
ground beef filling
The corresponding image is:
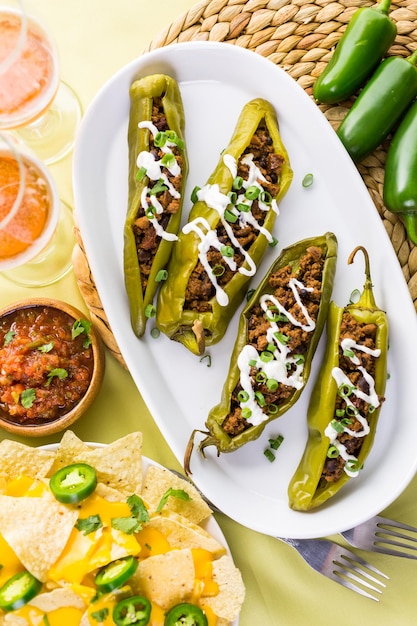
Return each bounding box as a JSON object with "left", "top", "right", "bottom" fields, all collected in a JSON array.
[
  {"left": 221, "top": 246, "right": 325, "bottom": 437},
  {"left": 320, "top": 312, "right": 384, "bottom": 484},
  {"left": 132, "top": 96, "right": 184, "bottom": 294},
  {"left": 184, "top": 120, "right": 285, "bottom": 314}
]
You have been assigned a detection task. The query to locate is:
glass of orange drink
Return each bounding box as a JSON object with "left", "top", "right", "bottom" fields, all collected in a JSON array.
[
  {"left": 0, "top": 132, "right": 75, "bottom": 286},
  {"left": 0, "top": 0, "right": 82, "bottom": 164}
]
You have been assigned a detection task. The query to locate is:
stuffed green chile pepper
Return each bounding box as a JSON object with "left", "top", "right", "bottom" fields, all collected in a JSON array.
[
  {"left": 124, "top": 74, "right": 188, "bottom": 337},
  {"left": 288, "top": 246, "right": 388, "bottom": 511},
  {"left": 156, "top": 98, "right": 293, "bottom": 356},
  {"left": 188, "top": 233, "right": 337, "bottom": 459}
]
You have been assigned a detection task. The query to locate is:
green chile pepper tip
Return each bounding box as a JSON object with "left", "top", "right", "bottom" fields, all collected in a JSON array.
[
  {"left": 184, "top": 233, "right": 337, "bottom": 467},
  {"left": 383, "top": 99, "right": 417, "bottom": 245},
  {"left": 288, "top": 246, "right": 388, "bottom": 511},
  {"left": 313, "top": 0, "right": 396, "bottom": 104}
]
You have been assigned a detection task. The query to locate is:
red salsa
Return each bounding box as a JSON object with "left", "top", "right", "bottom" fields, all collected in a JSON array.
[{"left": 0, "top": 306, "right": 94, "bottom": 425}]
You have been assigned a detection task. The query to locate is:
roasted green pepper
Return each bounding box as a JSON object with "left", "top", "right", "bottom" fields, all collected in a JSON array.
[
  {"left": 313, "top": 0, "right": 396, "bottom": 104},
  {"left": 156, "top": 98, "right": 293, "bottom": 356},
  {"left": 288, "top": 246, "right": 388, "bottom": 511},
  {"left": 383, "top": 99, "right": 417, "bottom": 245},
  {"left": 124, "top": 74, "right": 188, "bottom": 337},
  {"left": 186, "top": 233, "right": 337, "bottom": 461},
  {"left": 337, "top": 50, "right": 417, "bottom": 162}
]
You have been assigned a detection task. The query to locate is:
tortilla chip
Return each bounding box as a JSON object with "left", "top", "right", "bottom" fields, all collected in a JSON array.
[
  {"left": 142, "top": 466, "right": 212, "bottom": 524},
  {"left": 200, "top": 555, "right": 245, "bottom": 623},
  {"left": 47, "top": 430, "right": 91, "bottom": 476},
  {"left": 0, "top": 489, "right": 78, "bottom": 582},
  {"left": 130, "top": 548, "right": 194, "bottom": 609},
  {"left": 72, "top": 432, "right": 143, "bottom": 495},
  {"left": 29, "top": 587, "right": 86, "bottom": 612},
  {"left": 0, "top": 440, "right": 55, "bottom": 481},
  {"left": 148, "top": 514, "right": 226, "bottom": 557}
]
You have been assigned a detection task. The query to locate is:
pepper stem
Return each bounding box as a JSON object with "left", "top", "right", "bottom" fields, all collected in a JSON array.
[
  {"left": 407, "top": 49, "right": 417, "bottom": 67},
  {"left": 376, "top": 0, "right": 392, "bottom": 15},
  {"left": 403, "top": 213, "right": 417, "bottom": 246},
  {"left": 347, "top": 246, "right": 377, "bottom": 309}
]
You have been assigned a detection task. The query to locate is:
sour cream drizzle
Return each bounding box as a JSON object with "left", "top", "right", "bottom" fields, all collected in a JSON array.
[
  {"left": 324, "top": 341, "right": 381, "bottom": 477},
  {"left": 182, "top": 152, "right": 280, "bottom": 306},
  {"left": 236, "top": 279, "right": 317, "bottom": 427},
  {"left": 136, "top": 120, "right": 182, "bottom": 242}
]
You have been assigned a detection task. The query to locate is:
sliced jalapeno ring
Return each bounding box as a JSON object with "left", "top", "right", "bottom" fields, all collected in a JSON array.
[
  {"left": 49, "top": 463, "right": 97, "bottom": 504},
  {"left": 164, "top": 603, "right": 208, "bottom": 626},
  {"left": 0, "top": 571, "right": 42, "bottom": 612},
  {"left": 112, "top": 595, "right": 151, "bottom": 626},
  {"left": 95, "top": 556, "right": 138, "bottom": 593}
]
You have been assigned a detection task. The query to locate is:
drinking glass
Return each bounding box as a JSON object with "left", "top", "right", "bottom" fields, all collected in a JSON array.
[
  {"left": 0, "top": 0, "right": 82, "bottom": 164},
  {"left": 0, "top": 132, "right": 75, "bottom": 286}
]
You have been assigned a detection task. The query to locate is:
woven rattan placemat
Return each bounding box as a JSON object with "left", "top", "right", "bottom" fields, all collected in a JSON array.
[{"left": 73, "top": 0, "right": 417, "bottom": 364}]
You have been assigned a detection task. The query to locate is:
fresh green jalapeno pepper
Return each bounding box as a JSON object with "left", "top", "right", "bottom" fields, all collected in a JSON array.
[
  {"left": 0, "top": 571, "right": 42, "bottom": 611},
  {"left": 112, "top": 595, "right": 151, "bottom": 626},
  {"left": 164, "top": 602, "right": 208, "bottom": 626},
  {"left": 313, "top": 0, "right": 396, "bottom": 104},
  {"left": 124, "top": 74, "right": 188, "bottom": 338},
  {"left": 185, "top": 233, "right": 337, "bottom": 461},
  {"left": 156, "top": 98, "right": 293, "bottom": 356},
  {"left": 288, "top": 246, "right": 388, "bottom": 511},
  {"left": 95, "top": 556, "right": 138, "bottom": 593},
  {"left": 49, "top": 463, "right": 97, "bottom": 504},
  {"left": 337, "top": 50, "right": 417, "bottom": 162},
  {"left": 383, "top": 99, "right": 417, "bottom": 245}
]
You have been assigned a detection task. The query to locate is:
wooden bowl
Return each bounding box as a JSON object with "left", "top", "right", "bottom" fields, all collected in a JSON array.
[{"left": 0, "top": 298, "right": 105, "bottom": 436}]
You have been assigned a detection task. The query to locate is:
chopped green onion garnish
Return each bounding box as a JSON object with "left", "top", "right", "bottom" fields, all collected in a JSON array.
[
  {"left": 327, "top": 445, "right": 339, "bottom": 458},
  {"left": 345, "top": 459, "right": 361, "bottom": 472},
  {"left": 269, "top": 237, "right": 278, "bottom": 248},
  {"left": 302, "top": 173, "right": 314, "bottom": 188},
  {"left": 237, "top": 202, "right": 250, "bottom": 213},
  {"left": 274, "top": 332, "right": 289, "bottom": 345},
  {"left": 161, "top": 153, "right": 176, "bottom": 168},
  {"left": 346, "top": 405, "right": 359, "bottom": 416},
  {"left": 155, "top": 269, "right": 168, "bottom": 282},
  {"left": 220, "top": 245, "right": 234, "bottom": 258},
  {"left": 294, "top": 354, "right": 305, "bottom": 365},
  {"left": 245, "top": 185, "right": 260, "bottom": 200},
  {"left": 227, "top": 191, "right": 237, "bottom": 205},
  {"left": 269, "top": 434, "right": 284, "bottom": 450},
  {"left": 260, "top": 190, "right": 272, "bottom": 204},
  {"left": 368, "top": 405, "right": 375, "bottom": 414},
  {"left": 255, "top": 371, "right": 267, "bottom": 383},
  {"left": 242, "top": 408, "right": 252, "bottom": 419},
  {"left": 212, "top": 264, "right": 225, "bottom": 277},
  {"left": 191, "top": 186, "right": 201, "bottom": 203},
  {"left": 267, "top": 343, "right": 276, "bottom": 353},
  {"left": 266, "top": 378, "right": 278, "bottom": 392},
  {"left": 335, "top": 408, "right": 345, "bottom": 418},
  {"left": 343, "top": 348, "right": 355, "bottom": 358},
  {"left": 232, "top": 176, "right": 244, "bottom": 190},
  {"left": 150, "top": 328, "right": 160, "bottom": 339},
  {"left": 267, "top": 403, "right": 278, "bottom": 415},
  {"left": 145, "top": 304, "right": 156, "bottom": 319},
  {"left": 136, "top": 166, "right": 147, "bottom": 182},
  {"left": 260, "top": 351, "right": 274, "bottom": 363},
  {"left": 238, "top": 390, "right": 249, "bottom": 403},
  {"left": 154, "top": 131, "right": 167, "bottom": 147},
  {"left": 249, "top": 359, "right": 257, "bottom": 367},
  {"left": 264, "top": 449, "right": 275, "bottom": 462},
  {"left": 150, "top": 179, "right": 168, "bottom": 195},
  {"left": 254, "top": 391, "right": 266, "bottom": 407},
  {"left": 330, "top": 419, "right": 345, "bottom": 433},
  {"left": 224, "top": 209, "right": 238, "bottom": 223},
  {"left": 338, "top": 383, "right": 355, "bottom": 398}
]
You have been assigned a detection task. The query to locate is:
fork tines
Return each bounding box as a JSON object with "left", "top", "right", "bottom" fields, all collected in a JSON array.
[
  {"left": 374, "top": 517, "right": 417, "bottom": 559},
  {"left": 332, "top": 551, "right": 389, "bottom": 602}
]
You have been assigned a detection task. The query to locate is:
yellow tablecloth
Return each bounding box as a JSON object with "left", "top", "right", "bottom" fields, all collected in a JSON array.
[{"left": 1, "top": 1, "right": 417, "bottom": 624}]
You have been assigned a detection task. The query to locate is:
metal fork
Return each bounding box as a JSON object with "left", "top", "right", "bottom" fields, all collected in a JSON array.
[
  {"left": 278, "top": 537, "right": 388, "bottom": 601},
  {"left": 169, "top": 469, "right": 388, "bottom": 600},
  {"left": 340, "top": 514, "right": 417, "bottom": 559}
]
